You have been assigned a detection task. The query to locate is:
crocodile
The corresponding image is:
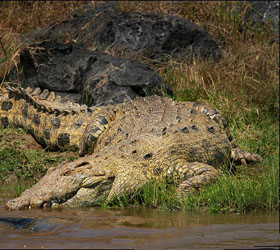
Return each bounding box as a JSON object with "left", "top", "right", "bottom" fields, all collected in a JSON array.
[{"left": 0, "top": 83, "right": 262, "bottom": 209}]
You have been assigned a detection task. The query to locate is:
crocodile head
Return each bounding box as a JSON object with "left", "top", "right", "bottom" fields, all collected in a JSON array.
[
  {"left": 5, "top": 156, "right": 116, "bottom": 209},
  {"left": 6, "top": 154, "right": 148, "bottom": 210}
]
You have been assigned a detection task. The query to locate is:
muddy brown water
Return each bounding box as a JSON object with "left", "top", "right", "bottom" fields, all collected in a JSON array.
[
  {"left": 0, "top": 187, "right": 279, "bottom": 250},
  {"left": 0, "top": 206, "right": 279, "bottom": 250}
]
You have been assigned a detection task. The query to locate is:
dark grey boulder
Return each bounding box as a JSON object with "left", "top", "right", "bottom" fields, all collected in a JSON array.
[
  {"left": 235, "top": 1, "right": 279, "bottom": 34},
  {"left": 0, "top": 217, "right": 36, "bottom": 230},
  {"left": 9, "top": 40, "right": 169, "bottom": 106},
  {"left": 19, "top": 2, "right": 221, "bottom": 62}
]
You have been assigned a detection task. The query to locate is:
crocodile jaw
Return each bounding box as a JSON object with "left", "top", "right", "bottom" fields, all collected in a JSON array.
[
  {"left": 5, "top": 157, "right": 115, "bottom": 210},
  {"left": 50, "top": 178, "right": 115, "bottom": 208}
]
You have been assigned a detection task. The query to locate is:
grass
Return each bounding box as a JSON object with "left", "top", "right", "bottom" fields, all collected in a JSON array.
[
  {"left": 0, "top": 127, "right": 78, "bottom": 199},
  {"left": 0, "top": 1, "right": 278, "bottom": 213}
]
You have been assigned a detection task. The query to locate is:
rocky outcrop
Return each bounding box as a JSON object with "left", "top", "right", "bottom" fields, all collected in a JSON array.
[
  {"left": 7, "top": 40, "right": 169, "bottom": 106},
  {"left": 236, "top": 1, "right": 279, "bottom": 34},
  {"left": 19, "top": 2, "right": 221, "bottom": 62}
]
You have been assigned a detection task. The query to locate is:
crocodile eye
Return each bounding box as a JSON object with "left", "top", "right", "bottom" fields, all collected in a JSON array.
[{"left": 143, "top": 152, "right": 153, "bottom": 159}]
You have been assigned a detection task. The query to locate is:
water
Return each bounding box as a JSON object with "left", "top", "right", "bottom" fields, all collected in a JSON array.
[{"left": 0, "top": 205, "right": 279, "bottom": 250}]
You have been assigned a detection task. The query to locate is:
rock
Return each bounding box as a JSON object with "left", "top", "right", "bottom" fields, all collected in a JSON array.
[
  {"left": 8, "top": 40, "right": 169, "bottom": 106},
  {"left": 235, "top": 1, "right": 279, "bottom": 34},
  {"left": 19, "top": 2, "right": 221, "bottom": 62},
  {"left": 0, "top": 217, "right": 36, "bottom": 230}
]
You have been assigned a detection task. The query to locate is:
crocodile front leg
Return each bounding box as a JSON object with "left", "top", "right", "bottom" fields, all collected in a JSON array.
[
  {"left": 166, "top": 159, "right": 219, "bottom": 197},
  {"left": 231, "top": 148, "right": 263, "bottom": 165}
]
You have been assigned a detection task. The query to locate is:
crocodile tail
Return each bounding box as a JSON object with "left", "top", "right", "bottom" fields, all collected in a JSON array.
[
  {"left": 79, "top": 108, "right": 117, "bottom": 156},
  {"left": 0, "top": 83, "right": 117, "bottom": 155},
  {"left": 2, "top": 83, "right": 87, "bottom": 115},
  {"left": 0, "top": 83, "right": 93, "bottom": 151},
  {"left": 0, "top": 83, "right": 12, "bottom": 127}
]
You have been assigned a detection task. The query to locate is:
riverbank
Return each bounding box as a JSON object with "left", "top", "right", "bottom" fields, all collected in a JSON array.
[{"left": 0, "top": 2, "right": 278, "bottom": 213}]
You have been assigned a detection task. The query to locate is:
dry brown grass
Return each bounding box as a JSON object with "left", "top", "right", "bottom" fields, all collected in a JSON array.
[
  {"left": 160, "top": 38, "right": 279, "bottom": 118},
  {"left": 0, "top": 1, "right": 89, "bottom": 78}
]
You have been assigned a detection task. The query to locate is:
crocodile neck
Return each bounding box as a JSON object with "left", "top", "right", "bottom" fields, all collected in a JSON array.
[{"left": 0, "top": 83, "right": 116, "bottom": 155}]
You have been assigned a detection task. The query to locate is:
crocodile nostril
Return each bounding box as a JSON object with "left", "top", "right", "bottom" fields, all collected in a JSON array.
[
  {"left": 143, "top": 153, "right": 153, "bottom": 159},
  {"left": 180, "top": 127, "right": 189, "bottom": 133}
]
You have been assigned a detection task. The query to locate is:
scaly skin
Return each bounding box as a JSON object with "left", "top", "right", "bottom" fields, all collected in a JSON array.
[
  {"left": 0, "top": 83, "right": 262, "bottom": 209},
  {"left": 0, "top": 83, "right": 116, "bottom": 156}
]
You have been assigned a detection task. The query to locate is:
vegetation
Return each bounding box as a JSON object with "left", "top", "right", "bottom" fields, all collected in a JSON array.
[
  {"left": 0, "top": 1, "right": 278, "bottom": 213},
  {"left": 0, "top": 127, "right": 78, "bottom": 198}
]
